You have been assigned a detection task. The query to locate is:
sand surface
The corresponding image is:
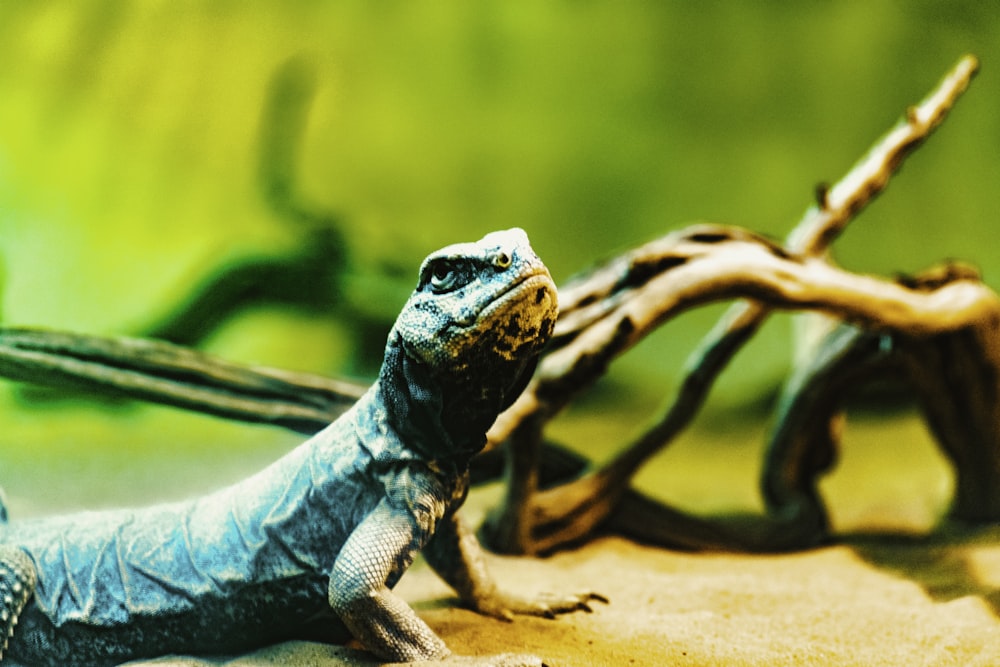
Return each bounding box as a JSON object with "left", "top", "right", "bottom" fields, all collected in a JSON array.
[
  {"left": 124, "top": 520, "right": 1000, "bottom": 667},
  {"left": 8, "top": 410, "right": 998, "bottom": 666}
]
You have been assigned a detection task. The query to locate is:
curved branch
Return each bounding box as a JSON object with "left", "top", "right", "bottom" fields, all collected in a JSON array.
[
  {"left": 0, "top": 328, "right": 366, "bottom": 434},
  {"left": 526, "top": 238, "right": 999, "bottom": 547},
  {"left": 483, "top": 54, "right": 982, "bottom": 555}
]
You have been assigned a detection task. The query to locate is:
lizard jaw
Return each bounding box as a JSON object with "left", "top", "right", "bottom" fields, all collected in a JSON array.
[{"left": 472, "top": 270, "right": 558, "bottom": 332}]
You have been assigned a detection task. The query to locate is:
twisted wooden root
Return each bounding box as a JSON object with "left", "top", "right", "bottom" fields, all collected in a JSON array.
[{"left": 483, "top": 54, "right": 983, "bottom": 554}]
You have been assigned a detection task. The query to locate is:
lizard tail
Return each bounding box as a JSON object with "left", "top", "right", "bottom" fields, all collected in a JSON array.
[{"left": 0, "top": 547, "right": 36, "bottom": 662}]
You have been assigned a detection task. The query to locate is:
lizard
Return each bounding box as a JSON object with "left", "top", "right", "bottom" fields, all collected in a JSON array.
[{"left": 0, "top": 228, "right": 603, "bottom": 666}]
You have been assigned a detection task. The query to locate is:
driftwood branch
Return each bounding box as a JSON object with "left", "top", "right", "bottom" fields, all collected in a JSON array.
[
  {"left": 762, "top": 261, "right": 1000, "bottom": 549},
  {"left": 483, "top": 54, "right": 981, "bottom": 554},
  {"left": 0, "top": 328, "right": 365, "bottom": 434}
]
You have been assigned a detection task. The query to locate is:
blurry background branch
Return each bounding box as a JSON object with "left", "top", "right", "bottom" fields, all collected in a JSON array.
[
  {"left": 140, "top": 57, "right": 351, "bottom": 348},
  {"left": 0, "top": 327, "right": 365, "bottom": 434},
  {"left": 137, "top": 55, "right": 395, "bottom": 371},
  {"left": 14, "top": 55, "right": 400, "bottom": 408}
]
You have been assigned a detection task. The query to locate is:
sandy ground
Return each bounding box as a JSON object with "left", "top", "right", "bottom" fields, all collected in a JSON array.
[
  {"left": 7, "top": 409, "right": 998, "bottom": 666},
  {"left": 124, "top": 517, "right": 1000, "bottom": 667}
]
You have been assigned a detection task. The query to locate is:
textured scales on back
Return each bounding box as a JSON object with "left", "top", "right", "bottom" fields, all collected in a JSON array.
[{"left": 0, "top": 229, "right": 598, "bottom": 667}]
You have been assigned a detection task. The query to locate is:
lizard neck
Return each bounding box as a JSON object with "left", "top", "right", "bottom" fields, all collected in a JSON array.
[{"left": 373, "top": 332, "right": 504, "bottom": 466}]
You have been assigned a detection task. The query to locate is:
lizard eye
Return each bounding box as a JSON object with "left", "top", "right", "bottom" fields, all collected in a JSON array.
[
  {"left": 428, "top": 260, "right": 461, "bottom": 293},
  {"left": 493, "top": 251, "right": 512, "bottom": 270}
]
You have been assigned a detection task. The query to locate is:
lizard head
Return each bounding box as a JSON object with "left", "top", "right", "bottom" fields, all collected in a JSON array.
[
  {"left": 380, "top": 228, "right": 558, "bottom": 457},
  {"left": 397, "top": 227, "right": 558, "bottom": 371}
]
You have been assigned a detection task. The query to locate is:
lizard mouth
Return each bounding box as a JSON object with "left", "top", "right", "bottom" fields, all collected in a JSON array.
[
  {"left": 481, "top": 268, "right": 555, "bottom": 315},
  {"left": 476, "top": 269, "right": 558, "bottom": 325}
]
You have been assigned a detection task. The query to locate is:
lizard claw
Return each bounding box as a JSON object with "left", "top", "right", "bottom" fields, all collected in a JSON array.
[
  {"left": 525, "top": 591, "right": 609, "bottom": 617},
  {"left": 472, "top": 590, "right": 608, "bottom": 621},
  {"left": 567, "top": 591, "right": 610, "bottom": 613}
]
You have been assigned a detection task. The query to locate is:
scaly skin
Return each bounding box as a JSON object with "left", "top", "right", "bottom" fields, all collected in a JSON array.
[{"left": 0, "top": 229, "right": 600, "bottom": 666}]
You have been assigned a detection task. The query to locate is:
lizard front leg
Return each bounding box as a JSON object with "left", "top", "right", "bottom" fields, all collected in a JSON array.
[
  {"left": 330, "top": 499, "right": 449, "bottom": 662},
  {"left": 424, "top": 512, "right": 606, "bottom": 621},
  {"left": 330, "top": 500, "right": 550, "bottom": 667},
  {"left": 0, "top": 547, "right": 36, "bottom": 662}
]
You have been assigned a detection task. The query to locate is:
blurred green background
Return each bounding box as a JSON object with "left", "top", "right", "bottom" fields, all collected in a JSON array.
[{"left": 0, "top": 3, "right": 996, "bottom": 526}]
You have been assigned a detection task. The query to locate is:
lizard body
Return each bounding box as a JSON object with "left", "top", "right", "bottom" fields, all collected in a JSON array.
[{"left": 0, "top": 229, "right": 592, "bottom": 666}]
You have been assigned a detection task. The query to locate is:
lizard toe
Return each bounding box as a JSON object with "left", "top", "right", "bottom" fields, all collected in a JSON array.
[{"left": 527, "top": 590, "right": 609, "bottom": 617}]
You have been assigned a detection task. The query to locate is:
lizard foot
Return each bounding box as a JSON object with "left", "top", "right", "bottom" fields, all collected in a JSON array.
[{"left": 470, "top": 590, "right": 608, "bottom": 622}]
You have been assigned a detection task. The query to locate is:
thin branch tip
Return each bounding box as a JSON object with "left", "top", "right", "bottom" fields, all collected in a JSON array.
[
  {"left": 814, "top": 183, "right": 830, "bottom": 210},
  {"left": 959, "top": 53, "right": 980, "bottom": 76}
]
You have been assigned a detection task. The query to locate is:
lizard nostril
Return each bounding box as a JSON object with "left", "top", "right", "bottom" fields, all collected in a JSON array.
[{"left": 493, "top": 252, "right": 512, "bottom": 270}]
